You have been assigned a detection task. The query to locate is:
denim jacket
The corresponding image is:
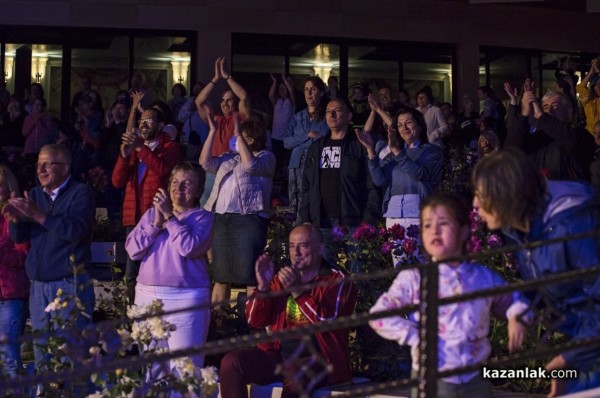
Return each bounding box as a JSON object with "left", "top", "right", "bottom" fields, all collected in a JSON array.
[{"left": 284, "top": 109, "right": 329, "bottom": 169}]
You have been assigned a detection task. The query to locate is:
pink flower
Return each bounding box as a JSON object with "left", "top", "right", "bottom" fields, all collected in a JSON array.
[
  {"left": 401, "top": 238, "right": 418, "bottom": 255},
  {"left": 406, "top": 225, "right": 420, "bottom": 239},
  {"left": 389, "top": 224, "right": 405, "bottom": 240},
  {"left": 352, "top": 223, "right": 378, "bottom": 240},
  {"left": 467, "top": 236, "right": 483, "bottom": 253},
  {"left": 380, "top": 241, "right": 393, "bottom": 254}
]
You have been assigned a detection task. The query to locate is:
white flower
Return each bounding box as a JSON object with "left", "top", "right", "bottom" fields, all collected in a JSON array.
[
  {"left": 200, "top": 366, "right": 219, "bottom": 385},
  {"left": 85, "top": 392, "right": 103, "bottom": 398},
  {"left": 89, "top": 346, "right": 101, "bottom": 356},
  {"left": 174, "top": 357, "right": 197, "bottom": 378},
  {"left": 45, "top": 297, "right": 62, "bottom": 313}
]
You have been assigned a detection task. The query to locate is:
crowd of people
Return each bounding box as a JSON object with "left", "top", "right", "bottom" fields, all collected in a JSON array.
[{"left": 0, "top": 54, "right": 599, "bottom": 397}]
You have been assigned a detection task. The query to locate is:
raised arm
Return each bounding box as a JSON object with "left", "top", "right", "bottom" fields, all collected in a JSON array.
[
  {"left": 282, "top": 69, "right": 297, "bottom": 108},
  {"left": 127, "top": 91, "right": 144, "bottom": 133},
  {"left": 368, "top": 93, "right": 393, "bottom": 128},
  {"left": 233, "top": 116, "right": 253, "bottom": 169},
  {"left": 268, "top": 74, "right": 277, "bottom": 106},
  {"left": 220, "top": 58, "right": 252, "bottom": 119},
  {"left": 198, "top": 104, "right": 218, "bottom": 171},
  {"left": 580, "top": 58, "right": 599, "bottom": 89},
  {"left": 195, "top": 58, "right": 222, "bottom": 123}
]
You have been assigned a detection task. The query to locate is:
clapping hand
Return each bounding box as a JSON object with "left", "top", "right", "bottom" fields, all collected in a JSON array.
[
  {"left": 277, "top": 266, "right": 302, "bottom": 297},
  {"left": 503, "top": 82, "right": 518, "bottom": 105},
  {"left": 255, "top": 254, "right": 275, "bottom": 291},
  {"left": 152, "top": 188, "right": 172, "bottom": 227},
  {"left": 213, "top": 57, "right": 224, "bottom": 81},
  {"left": 367, "top": 93, "right": 381, "bottom": 113},
  {"left": 6, "top": 192, "right": 44, "bottom": 224},
  {"left": 355, "top": 127, "right": 374, "bottom": 149},
  {"left": 219, "top": 57, "right": 229, "bottom": 79}
]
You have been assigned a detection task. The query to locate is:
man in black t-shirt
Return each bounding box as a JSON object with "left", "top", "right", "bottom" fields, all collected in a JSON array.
[{"left": 300, "top": 98, "right": 380, "bottom": 230}]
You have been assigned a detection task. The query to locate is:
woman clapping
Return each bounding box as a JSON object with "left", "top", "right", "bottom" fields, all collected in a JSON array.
[{"left": 125, "top": 162, "right": 214, "bottom": 378}]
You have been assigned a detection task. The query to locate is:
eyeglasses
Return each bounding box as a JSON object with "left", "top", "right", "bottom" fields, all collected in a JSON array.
[
  {"left": 36, "top": 161, "right": 66, "bottom": 170},
  {"left": 138, "top": 118, "right": 156, "bottom": 125}
]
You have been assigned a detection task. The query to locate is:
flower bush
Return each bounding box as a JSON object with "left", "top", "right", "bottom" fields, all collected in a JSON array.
[
  {"left": 467, "top": 209, "right": 516, "bottom": 279},
  {"left": 0, "top": 266, "right": 219, "bottom": 397},
  {"left": 336, "top": 222, "right": 421, "bottom": 275},
  {"left": 325, "top": 221, "right": 422, "bottom": 381},
  {"left": 88, "top": 298, "right": 219, "bottom": 398}
]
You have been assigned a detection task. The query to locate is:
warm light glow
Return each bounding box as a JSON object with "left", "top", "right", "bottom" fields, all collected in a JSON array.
[
  {"left": 31, "top": 56, "right": 48, "bottom": 82},
  {"left": 4, "top": 56, "right": 13, "bottom": 80},
  {"left": 171, "top": 60, "right": 190, "bottom": 86},
  {"left": 313, "top": 44, "right": 334, "bottom": 81},
  {"left": 313, "top": 66, "right": 332, "bottom": 82}
]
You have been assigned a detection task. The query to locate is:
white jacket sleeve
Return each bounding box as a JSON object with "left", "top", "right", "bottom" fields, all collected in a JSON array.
[{"left": 369, "top": 269, "right": 420, "bottom": 347}]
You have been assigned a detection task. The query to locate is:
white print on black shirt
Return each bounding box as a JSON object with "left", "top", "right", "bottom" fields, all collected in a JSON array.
[{"left": 321, "top": 146, "right": 341, "bottom": 168}]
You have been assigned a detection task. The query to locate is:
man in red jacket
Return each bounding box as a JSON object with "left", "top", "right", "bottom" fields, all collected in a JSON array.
[
  {"left": 220, "top": 223, "right": 357, "bottom": 398},
  {"left": 112, "top": 107, "right": 181, "bottom": 301}
]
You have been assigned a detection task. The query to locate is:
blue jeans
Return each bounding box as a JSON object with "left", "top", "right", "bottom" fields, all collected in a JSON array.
[
  {"left": 29, "top": 274, "right": 95, "bottom": 391},
  {"left": 200, "top": 171, "right": 216, "bottom": 206},
  {"left": 125, "top": 226, "right": 141, "bottom": 302},
  {"left": 0, "top": 299, "right": 25, "bottom": 378}
]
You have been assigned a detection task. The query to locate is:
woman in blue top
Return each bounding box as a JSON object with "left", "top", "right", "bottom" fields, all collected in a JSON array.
[
  {"left": 284, "top": 76, "right": 329, "bottom": 221},
  {"left": 356, "top": 107, "right": 443, "bottom": 264}
]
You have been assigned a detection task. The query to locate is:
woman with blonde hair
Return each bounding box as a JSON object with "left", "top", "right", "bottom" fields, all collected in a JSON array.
[
  {"left": 0, "top": 165, "right": 29, "bottom": 378},
  {"left": 125, "top": 161, "right": 214, "bottom": 383}
]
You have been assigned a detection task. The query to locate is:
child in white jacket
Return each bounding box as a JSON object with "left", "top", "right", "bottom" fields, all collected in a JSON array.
[{"left": 369, "top": 192, "right": 530, "bottom": 398}]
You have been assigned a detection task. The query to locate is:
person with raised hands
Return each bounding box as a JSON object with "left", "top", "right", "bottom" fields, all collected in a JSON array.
[{"left": 199, "top": 105, "right": 275, "bottom": 311}]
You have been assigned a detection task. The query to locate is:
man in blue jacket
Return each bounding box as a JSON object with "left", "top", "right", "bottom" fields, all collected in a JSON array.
[
  {"left": 4, "top": 144, "right": 95, "bottom": 393},
  {"left": 472, "top": 148, "right": 600, "bottom": 397}
]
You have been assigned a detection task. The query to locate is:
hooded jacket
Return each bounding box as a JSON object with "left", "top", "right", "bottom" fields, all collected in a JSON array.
[{"left": 502, "top": 180, "right": 600, "bottom": 367}]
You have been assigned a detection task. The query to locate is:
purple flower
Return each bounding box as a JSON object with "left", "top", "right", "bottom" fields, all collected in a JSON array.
[
  {"left": 389, "top": 224, "right": 405, "bottom": 240},
  {"left": 487, "top": 234, "right": 503, "bottom": 248},
  {"left": 406, "top": 225, "right": 420, "bottom": 239},
  {"left": 331, "top": 225, "right": 348, "bottom": 242},
  {"left": 467, "top": 236, "right": 483, "bottom": 253},
  {"left": 380, "top": 241, "right": 393, "bottom": 254},
  {"left": 469, "top": 210, "right": 484, "bottom": 232},
  {"left": 402, "top": 238, "right": 418, "bottom": 255}
]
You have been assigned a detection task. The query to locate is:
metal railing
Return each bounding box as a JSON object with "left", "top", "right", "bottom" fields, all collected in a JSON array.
[{"left": 1, "top": 228, "right": 600, "bottom": 397}]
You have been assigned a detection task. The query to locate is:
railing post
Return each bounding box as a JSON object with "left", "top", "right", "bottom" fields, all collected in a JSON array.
[{"left": 418, "top": 261, "right": 439, "bottom": 398}]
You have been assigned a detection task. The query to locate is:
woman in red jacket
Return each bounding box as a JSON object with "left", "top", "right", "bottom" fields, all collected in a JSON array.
[{"left": 0, "top": 165, "right": 30, "bottom": 378}]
